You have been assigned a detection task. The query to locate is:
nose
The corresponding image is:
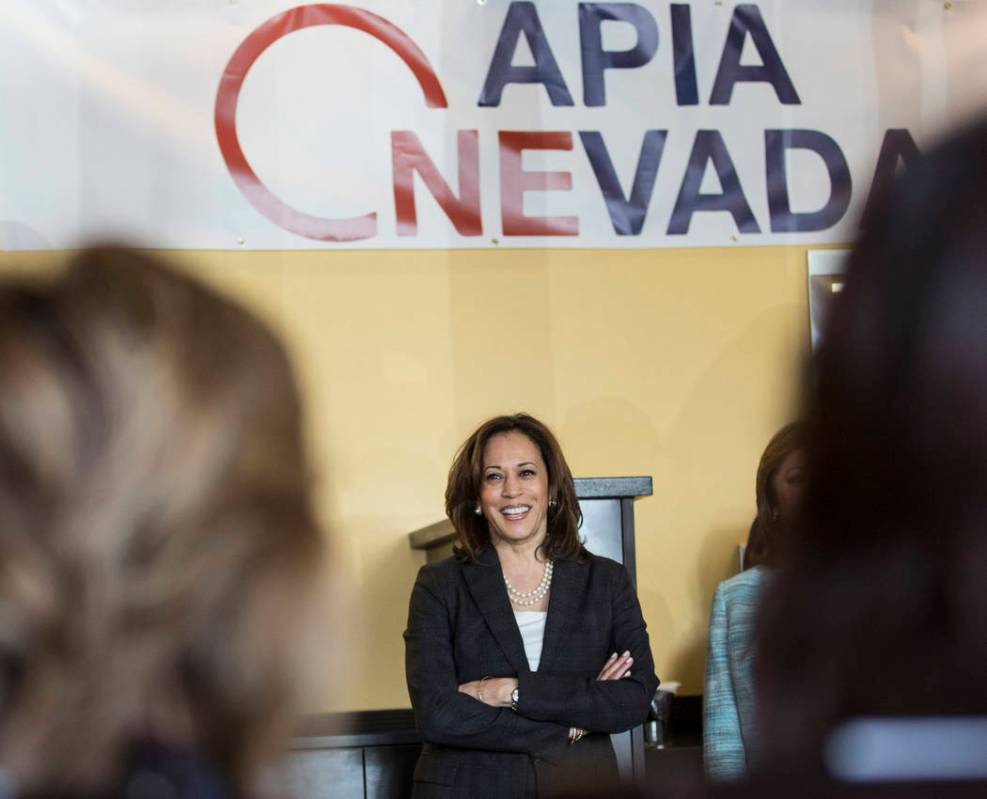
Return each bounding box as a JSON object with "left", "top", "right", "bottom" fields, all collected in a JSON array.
[{"left": 502, "top": 474, "right": 522, "bottom": 498}]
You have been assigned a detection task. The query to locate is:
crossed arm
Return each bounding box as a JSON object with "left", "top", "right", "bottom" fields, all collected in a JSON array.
[
  {"left": 513, "top": 566, "right": 657, "bottom": 732},
  {"left": 405, "top": 563, "right": 657, "bottom": 753},
  {"left": 459, "top": 650, "right": 635, "bottom": 706},
  {"left": 459, "top": 650, "right": 635, "bottom": 741},
  {"left": 404, "top": 569, "right": 570, "bottom": 755}
]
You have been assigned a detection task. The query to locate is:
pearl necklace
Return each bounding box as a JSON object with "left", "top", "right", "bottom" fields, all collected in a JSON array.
[{"left": 504, "top": 560, "right": 554, "bottom": 607}]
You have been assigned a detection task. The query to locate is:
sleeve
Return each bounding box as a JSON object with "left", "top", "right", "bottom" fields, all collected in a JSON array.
[
  {"left": 515, "top": 562, "right": 660, "bottom": 733},
  {"left": 403, "top": 565, "right": 570, "bottom": 756},
  {"left": 702, "top": 583, "right": 746, "bottom": 780}
]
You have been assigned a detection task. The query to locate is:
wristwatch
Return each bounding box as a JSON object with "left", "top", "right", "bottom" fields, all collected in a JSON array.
[{"left": 510, "top": 686, "right": 519, "bottom": 712}]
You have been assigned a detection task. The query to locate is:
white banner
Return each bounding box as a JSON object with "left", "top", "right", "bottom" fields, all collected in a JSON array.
[{"left": 2, "top": 1, "right": 985, "bottom": 251}]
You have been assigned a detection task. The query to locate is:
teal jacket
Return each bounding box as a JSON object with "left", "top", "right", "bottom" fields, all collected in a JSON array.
[{"left": 703, "top": 566, "right": 767, "bottom": 780}]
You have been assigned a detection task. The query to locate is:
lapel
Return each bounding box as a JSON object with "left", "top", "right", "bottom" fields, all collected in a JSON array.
[
  {"left": 537, "top": 556, "right": 591, "bottom": 673},
  {"left": 462, "top": 546, "right": 530, "bottom": 676}
]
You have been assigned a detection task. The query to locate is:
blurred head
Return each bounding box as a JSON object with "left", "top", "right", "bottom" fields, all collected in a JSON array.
[
  {"left": 744, "top": 422, "right": 807, "bottom": 569},
  {"left": 755, "top": 118, "right": 987, "bottom": 771},
  {"left": 0, "top": 248, "right": 326, "bottom": 794},
  {"left": 445, "top": 414, "right": 584, "bottom": 562}
]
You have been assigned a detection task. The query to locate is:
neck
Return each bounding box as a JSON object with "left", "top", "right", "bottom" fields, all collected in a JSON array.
[{"left": 493, "top": 531, "right": 548, "bottom": 566}]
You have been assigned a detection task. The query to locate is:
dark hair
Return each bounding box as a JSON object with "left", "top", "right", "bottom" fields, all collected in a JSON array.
[
  {"left": 445, "top": 414, "right": 585, "bottom": 562},
  {"left": 754, "top": 119, "right": 987, "bottom": 772},
  {"left": 744, "top": 422, "right": 806, "bottom": 569},
  {"left": 0, "top": 248, "right": 326, "bottom": 795}
]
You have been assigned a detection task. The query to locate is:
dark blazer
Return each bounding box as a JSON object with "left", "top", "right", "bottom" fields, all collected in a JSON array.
[{"left": 404, "top": 546, "right": 659, "bottom": 798}]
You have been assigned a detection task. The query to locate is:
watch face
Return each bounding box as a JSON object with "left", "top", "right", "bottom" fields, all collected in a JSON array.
[{"left": 512, "top": 688, "right": 519, "bottom": 702}]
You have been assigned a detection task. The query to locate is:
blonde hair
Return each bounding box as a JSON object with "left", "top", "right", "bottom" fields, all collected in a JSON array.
[{"left": 0, "top": 248, "right": 325, "bottom": 794}]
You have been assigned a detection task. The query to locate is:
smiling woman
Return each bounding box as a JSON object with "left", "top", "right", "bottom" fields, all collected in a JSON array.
[
  {"left": 479, "top": 431, "right": 551, "bottom": 548},
  {"left": 403, "top": 413, "right": 659, "bottom": 798}
]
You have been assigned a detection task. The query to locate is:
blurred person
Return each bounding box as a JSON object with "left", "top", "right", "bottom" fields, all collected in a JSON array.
[
  {"left": 741, "top": 424, "right": 807, "bottom": 574},
  {"left": 703, "top": 423, "right": 806, "bottom": 780},
  {"left": 404, "top": 413, "right": 658, "bottom": 798},
  {"left": 0, "top": 248, "right": 328, "bottom": 797},
  {"left": 754, "top": 116, "right": 987, "bottom": 776}
]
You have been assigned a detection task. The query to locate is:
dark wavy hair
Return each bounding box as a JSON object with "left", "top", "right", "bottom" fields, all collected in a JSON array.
[
  {"left": 754, "top": 117, "right": 987, "bottom": 773},
  {"left": 744, "top": 422, "right": 806, "bottom": 570},
  {"left": 445, "top": 414, "right": 585, "bottom": 562}
]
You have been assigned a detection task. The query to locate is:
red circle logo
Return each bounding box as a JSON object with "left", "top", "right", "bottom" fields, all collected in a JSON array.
[{"left": 215, "top": 4, "right": 448, "bottom": 242}]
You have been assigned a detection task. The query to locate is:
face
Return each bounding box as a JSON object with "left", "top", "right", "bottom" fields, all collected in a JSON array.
[
  {"left": 772, "top": 448, "right": 806, "bottom": 525},
  {"left": 479, "top": 431, "right": 551, "bottom": 548}
]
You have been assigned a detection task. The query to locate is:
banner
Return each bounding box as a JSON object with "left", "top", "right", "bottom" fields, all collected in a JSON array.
[{"left": 1, "top": 1, "right": 984, "bottom": 250}]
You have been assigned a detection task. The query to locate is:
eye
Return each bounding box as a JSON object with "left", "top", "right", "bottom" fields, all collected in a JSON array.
[
  {"left": 520, "top": 469, "right": 536, "bottom": 478},
  {"left": 484, "top": 472, "right": 502, "bottom": 483}
]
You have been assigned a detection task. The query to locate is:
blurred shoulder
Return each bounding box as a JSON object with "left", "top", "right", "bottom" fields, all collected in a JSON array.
[{"left": 715, "top": 566, "right": 768, "bottom": 605}]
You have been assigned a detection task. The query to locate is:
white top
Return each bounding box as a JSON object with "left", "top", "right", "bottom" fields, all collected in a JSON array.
[{"left": 514, "top": 610, "right": 548, "bottom": 672}]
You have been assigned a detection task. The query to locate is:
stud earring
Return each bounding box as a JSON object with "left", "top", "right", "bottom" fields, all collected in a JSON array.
[
  {"left": 474, "top": 506, "right": 482, "bottom": 515},
  {"left": 549, "top": 498, "right": 558, "bottom": 508}
]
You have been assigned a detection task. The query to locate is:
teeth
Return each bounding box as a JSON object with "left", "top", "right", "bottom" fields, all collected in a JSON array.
[{"left": 502, "top": 506, "right": 530, "bottom": 515}]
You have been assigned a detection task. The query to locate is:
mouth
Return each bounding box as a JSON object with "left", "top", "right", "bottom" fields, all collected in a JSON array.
[{"left": 500, "top": 505, "right": 531, "bottom": 522}]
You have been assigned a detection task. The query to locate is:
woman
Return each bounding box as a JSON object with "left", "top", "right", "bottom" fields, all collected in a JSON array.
[
  {"left": 755, "top": 115, "right": 987, "bottom": 775},
  {"left": 0, "top": 248, "right": 327, "bottom": 797},
  {"left": 404, "top": 414, "right": 658, "bottom": 798},
  {"left": 742, "top": 424, "right": 806, "bottom": 574},
  {"left": 703, "top": 422, "right": 805, "bottom": 780}
]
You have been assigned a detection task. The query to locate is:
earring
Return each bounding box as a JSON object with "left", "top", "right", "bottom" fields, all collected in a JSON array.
[
  {"left": 474, "top": 506, "right": 482, "bottom": 515},
  {"left": 549, "top": 498, "right": 558, "bottom": 508}
]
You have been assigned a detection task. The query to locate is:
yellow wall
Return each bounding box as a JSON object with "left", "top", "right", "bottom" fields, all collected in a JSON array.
[{"left": 0, "top": 244, "right": 828, "bottom": 708}]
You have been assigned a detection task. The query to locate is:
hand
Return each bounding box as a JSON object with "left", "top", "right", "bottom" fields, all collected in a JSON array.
[
  {"left": 567, "top": 652, "right": 633, "bottom": 744},
  {"left": 458, "top": 677, "right": 517, "bottom": 707},
  {"left": 596, "top": 650, "right": 633, "bottom": 681}
]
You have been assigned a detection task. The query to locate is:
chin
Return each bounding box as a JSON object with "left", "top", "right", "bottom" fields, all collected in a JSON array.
[{"left": 492, "top": 525, "right": 544, "bottom": 545}]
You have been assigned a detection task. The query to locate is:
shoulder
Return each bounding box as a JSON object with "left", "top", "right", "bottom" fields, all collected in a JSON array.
[
  {"left": 712, "top": 568, "right": 766, "bottom": 630},
  {"left": 412, "top": 555, "right": 471, "bottom": 601},
  {"left": 118, "top": 744, "right": 235, "bottom": 799},
  {"left": 415, "top": 554, "right": 466, "bottom": 587},
  {"left": 418, "top": 554, "right": 465, "bottom": 577},
  {"left": 582, "top": 553, "right": 628, "bottom": 575},
  {"left": 715, "top": 566, "right": 767, "bottom": 601},
  {"left": 573, "top": 553, "right": 634, "bottom": 590},
  {"left": 409, "top": 557, "right": 470, "bottom": 617}
]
